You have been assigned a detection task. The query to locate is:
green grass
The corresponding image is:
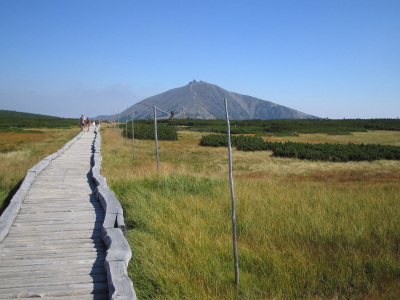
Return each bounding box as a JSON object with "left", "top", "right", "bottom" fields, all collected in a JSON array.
[{"left": 101, "top": 128, "right": 400, "bottom": 299}]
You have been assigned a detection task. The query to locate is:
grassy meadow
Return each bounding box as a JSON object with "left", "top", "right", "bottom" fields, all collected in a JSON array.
[
  {"left": 101, "top": 127, "right": 400, "bottom": 299},
  {"left": 0, "top": 128, "right": 80, "bottom": 214}
]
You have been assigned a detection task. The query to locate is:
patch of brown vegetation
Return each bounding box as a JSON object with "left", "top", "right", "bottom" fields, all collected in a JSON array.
[
  {"left": 286, "top": 170, "right": 400, "bottom": 185},
  {"left": 0, "top": 132, "right": 47, "bottom": 152},
  {"left": 237, "top": 173, "right": 272, "bottom": 180}
]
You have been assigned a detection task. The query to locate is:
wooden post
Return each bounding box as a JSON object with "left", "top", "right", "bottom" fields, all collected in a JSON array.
[
  {"left": 118, "top": 111, "right": 120, "bottom": 132},
  {"left": 113, "top": 110, "right": 116, "bottom": 131},
  {"left": 154, "top": 106, "right": 160, "bottom": 172},
  {"left": 224, "top": 98, "right": 239, "bottom": 286},
  {"left": 132, "top": 118, "right": 135, "bottom": 159},
  {"left": 125, "top": 109, "right": 128, "bottom": 146}
]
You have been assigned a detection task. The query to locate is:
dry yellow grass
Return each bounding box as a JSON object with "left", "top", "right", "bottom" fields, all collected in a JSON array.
[{"left": 0, "top": 132, "right": 47, "bottom": 152}]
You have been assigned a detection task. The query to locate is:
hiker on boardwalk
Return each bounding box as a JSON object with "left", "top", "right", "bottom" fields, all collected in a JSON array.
[
  {"left": 86, "top": 117, "right": 91, "bottom": 131},
  {"left": 80, "top": 115, "right": 85, "bottom": 131}
]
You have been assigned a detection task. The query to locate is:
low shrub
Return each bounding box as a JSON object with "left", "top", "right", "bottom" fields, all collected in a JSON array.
[{"left": 123, "top": 123, "right": 178, "bottom": 141}]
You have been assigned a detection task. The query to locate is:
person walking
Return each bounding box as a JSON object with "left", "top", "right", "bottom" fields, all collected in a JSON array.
[
  {"left": 80, "top": 115, "right": 85, "bottom": 131},
  {"left": 86, "top": 117, "right": 90, "bottom": 131}
]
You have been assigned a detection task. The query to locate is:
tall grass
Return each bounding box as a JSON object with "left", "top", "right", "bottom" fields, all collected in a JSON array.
[{"left": 101, "top": 128, "right": 400, "bottom": 299}]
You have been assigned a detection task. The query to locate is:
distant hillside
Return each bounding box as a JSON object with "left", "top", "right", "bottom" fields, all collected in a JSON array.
[
  {"left": 0, "top": 110, "right": 77, "bottom": 128},
  {"left": 0, "top": 110, "right": 63, "bottom": 119},
  {"left": 95, "top": 81, "right": 319, "bottom": 121}
]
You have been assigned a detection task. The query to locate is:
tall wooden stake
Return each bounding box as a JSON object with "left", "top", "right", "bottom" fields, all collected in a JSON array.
[
  {"left": 125, "top": 109, "right": 128, "bottom": 145},
  {"left": 154, "top": 106, "right": 160, "bottom": 172},
  {"left": 225, "top": 98, "right": 239, "bottom": 286},
  {"left": 132, "top": 118, "right": 135, "bottom": 159}
]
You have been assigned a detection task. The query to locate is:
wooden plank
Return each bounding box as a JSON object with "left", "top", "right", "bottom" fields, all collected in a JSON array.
[
  {"left": 15, "top": 209, "right": 101, "bottom": 215},
  {"left": 18, "top": 207, "right": 103, "bottom": 213},
  {"left": 20, "top": 204, "right": 102, "bottom": 209},
  {"left": 0, "top": 240, "right": 105, "bottom": 251},
  {"left": 13, "top": 214, "right": 103, "bottom": 223},
  {"left": 8, "top": 225, "right": 102, "bottom": 233},
  {"left": 0, "top": 274, "right": 107, "bottom": 289},
  {"left": 0, "top": 282, "right": 109, "bottom": 298},
  {"left": 9, "top": 294, "right": 109, "bottom": 300},
  {"left": 105, "top": 261, "right": 137, "bottom": 300},
  {"left": 11, "top": 219, "right": 104, "bottom": 226},
  {"left": 0, "top": 252, "right": 106, "bottom": 268},
  {"left": 11, "top": 220, "right": 102, "bottom": 227},
  {"left": 3, "top": 232, "right": 103, "bottom": 242},
  {"left": 0, "top": 267, "right": 106, "bottom": 281},
  {"left": 0, "top": 253, "right": 103, "bottom": 261},
  {"left": 0, "top": 246, "right": 104, "bottom": 256},
  {"left": 21, "top": 196, "right": 100, "bottom": 202},
  {"left": 0, "top": 264, "right": 106, "bottom": 276},
  {"left": 7, "top": 227, "right": 103, "bottom": 236},
  {"left": 102, "top": 228, "right": 132, "bottom": 265}
]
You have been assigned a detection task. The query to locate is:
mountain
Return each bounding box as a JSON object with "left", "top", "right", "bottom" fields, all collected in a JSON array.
[{"left": 95, "top": 81, "right": 318, "bottom": 121}]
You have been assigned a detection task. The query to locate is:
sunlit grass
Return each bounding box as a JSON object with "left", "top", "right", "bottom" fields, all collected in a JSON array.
[{"left": 101, "top": 127, "right": 400, "bottom": 299}]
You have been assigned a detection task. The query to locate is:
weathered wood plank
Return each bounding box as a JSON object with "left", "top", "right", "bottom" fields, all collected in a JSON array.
[
  {"left": 102, "top": 228, "right": 132, "bottom": 266},
  {"left": 0, "top": 282, "right": 109, "bottom": 298},
  {"left": 7, "top": 228, "right": 103, "bottom": 237},
  {"left": 0, "top": 246, "right": 104, "bottom": 257},
  {"left": 18, "top": 207, "right": 103, "bottom": 213},
  {"left": 0, "top": 253, "right": 106, "bottom": 268},
  {"left": 105, "top": 261, "right": 136, "bottom": 300},
  {"left": 0, "top": 261, "right": 106, "bottom": 275},
  {"left": 0, "top": 238, "right": 104, "bottom": 248},
  {"left": 3, "top": 232, "right": 103, "bottom": 242},
  {"left": 12, "top": 218, "right": 102, "bottom": 224},
  {"left": 0, "top": 274, "right": 107, "bottom": 289},
  {"left": 0, "top": 267, "right": 106, "bottom": 281},
  {"left": 8, "top": 225, "right": 102, "bottom": 233},
  {"left": 8, "top": 294, "right": 109, "bottom": 300}
]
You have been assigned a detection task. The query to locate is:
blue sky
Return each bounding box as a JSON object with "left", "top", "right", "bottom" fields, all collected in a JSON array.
[{"left": 0, "top": 0, "right": 399, "bottom": 119}]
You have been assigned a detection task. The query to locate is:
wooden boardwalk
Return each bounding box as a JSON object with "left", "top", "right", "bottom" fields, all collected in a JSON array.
[{"left": 0, "top": 128, "right": 109, "bottom": 299}]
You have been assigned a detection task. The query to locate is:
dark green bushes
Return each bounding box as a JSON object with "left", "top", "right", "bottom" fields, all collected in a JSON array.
[
  {"left": 199, "top": 135, "right": 268, "bottom": 151},
  {"left": 270, "top": 142, "right": 400, "bottom": 162},
  {"left": 235, "top": 136, "right": 269, "bottom": 151},
  {"left": 200, "top": 134, "right": 400, "bottom": 162},
  {"left": 199, "top": 134, "right": 229, "bottom": 147},
  {"left": 123, "top": 123, "right": 178, "bottom": 141}
]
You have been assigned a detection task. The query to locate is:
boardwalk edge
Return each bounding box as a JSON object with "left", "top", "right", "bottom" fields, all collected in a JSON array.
[{"left": 92, "top": 126, "right": 137, "bottom": 300}]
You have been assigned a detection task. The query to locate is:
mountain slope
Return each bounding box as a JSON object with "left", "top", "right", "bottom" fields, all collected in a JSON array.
[{"left": 96, "top": 81, "right": 318, "bottom": 121}]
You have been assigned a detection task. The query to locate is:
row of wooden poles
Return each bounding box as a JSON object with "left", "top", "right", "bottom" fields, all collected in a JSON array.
[{"left": 113, "top": 98, "right": 239, "bottom": 285}]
